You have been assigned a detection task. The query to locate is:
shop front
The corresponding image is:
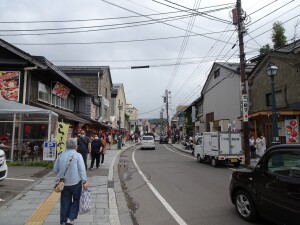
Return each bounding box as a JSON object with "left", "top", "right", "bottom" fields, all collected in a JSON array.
[{"left": 0, "top": 99, "right": 58, "bottom": 161}]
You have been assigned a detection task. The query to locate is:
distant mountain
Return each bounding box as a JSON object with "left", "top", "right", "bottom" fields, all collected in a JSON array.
[{"left": 148, "top": 118, "right": 167, "bottom": 125}]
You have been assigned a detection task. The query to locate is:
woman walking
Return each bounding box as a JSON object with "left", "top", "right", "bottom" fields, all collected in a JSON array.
[
  {"left": 89, "top": 134, "right": 102, "bottom": 170},
  {"left": 53, "top": 138, "right": 88, "bottom": 225},
  {"left": 256, "top": 134, "right": 266, "bottom": 158}
]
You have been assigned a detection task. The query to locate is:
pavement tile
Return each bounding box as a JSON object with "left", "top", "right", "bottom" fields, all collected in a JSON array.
[{"left": 0, "top": 143, "right": 136, "bottom": 225}]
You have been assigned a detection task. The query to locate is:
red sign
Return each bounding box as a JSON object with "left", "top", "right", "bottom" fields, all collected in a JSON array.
[
  {"left": 52, "top": 82, "right": 70, "bottom": 99},
  {"left": 0, "top": 71, "right": 20, "bottom": 102}
]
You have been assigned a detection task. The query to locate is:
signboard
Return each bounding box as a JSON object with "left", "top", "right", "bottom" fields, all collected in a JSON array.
[
  {"left": 0, "top": 71, "right": 20, "bottom": 102},
  {"left": 102, "top": 97, "right": 110, "bottom": 108},
  {"left": 43, "top": 141, "right": 57, "bottom": 161},
  {"left": 192, "top": 106, "right": 196, "bottom": 123},
  {"left": 55, "top": 122, "right": 70, "bottom": 155},
  {"left": 52, "top": 82, "right": 70, "bottom": 99},
  {"left": 241, "top": 94, "right": 248, "bottom": 122},
  {"left": 91, "top": 104, "right": 96, "bottom": 120},
  {"left": 285, "top": 119, "right": 299, "bottom": 143}
]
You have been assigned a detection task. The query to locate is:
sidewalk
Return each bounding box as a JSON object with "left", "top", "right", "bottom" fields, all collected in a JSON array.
[
  {"left": 0, "top": 142, "right": 136, "bottom": 225},
  {"left": 171, "top": 143, "right": 258, "bottom": 168}
]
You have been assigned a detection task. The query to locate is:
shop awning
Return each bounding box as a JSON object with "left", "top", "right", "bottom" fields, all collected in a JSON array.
[
  {"left": 0, "top": 99, "right": 57, "bottom": 116},
  {"left": 33, "top": 102, "right": 91, "bottom": 125},
  {"left": 238, "top": 110, "right": 300, "bottom": 121}
]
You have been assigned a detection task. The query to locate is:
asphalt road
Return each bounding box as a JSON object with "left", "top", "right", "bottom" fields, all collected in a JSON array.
[
  {"left": 0, "top": 166, "right": 50, "bottom": 208},
  {"left": 119, "top": 143, "right": 272, "bottom": 225}
]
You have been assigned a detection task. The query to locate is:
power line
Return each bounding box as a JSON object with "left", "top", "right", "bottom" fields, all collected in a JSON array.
[{"left": 9, "top": 29, "right": 236, "bottom": 45}]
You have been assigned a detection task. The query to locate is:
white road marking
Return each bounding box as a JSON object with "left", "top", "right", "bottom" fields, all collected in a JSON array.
[
  {"left": 164, "top": 145, "right": 195, "bottom": 159},
  {"left": 5, "top": 178, "right": 35, "bottom": 182},
  {"left": 133, "top": 147, "right": 188, "bottom": 225},
  {"left": 228, "top": 168, "right": 237, "bottom": 171}
]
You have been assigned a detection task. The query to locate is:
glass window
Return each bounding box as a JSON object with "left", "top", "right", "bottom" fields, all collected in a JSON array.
[
  {"left": 266, "top": 91, "right": 283, "bottom": 107},
  {"left": 66, "top": 96, "right": 74, "bottom": 111},
  {"left": 267, "top": 152, "right": 300, "bottom": 177},
  {"left": 197, "top": 138, "right": 202, "bottom": 145},
  {"left": 143, "top": 136, "right": 153, "bottom": 141},
  {"left": 38, "top": 82, "right": 50, "bottom": 103}
]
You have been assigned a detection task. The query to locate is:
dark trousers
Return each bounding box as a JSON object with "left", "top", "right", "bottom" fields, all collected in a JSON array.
[
  {"left": 100, "top": 152, "right": 105, "bottom": 164},
  {"left": 79, "top": 152, "right": 87, "bottom": 169},
  {"left": 60, "top": 181, "right": 82, "bottom": 224},
  {"left": 250, "top": 145, "right": 256, "bottom": 158},
  {"left": 90, "top": 151, "right": 100, "bottom": 168}
]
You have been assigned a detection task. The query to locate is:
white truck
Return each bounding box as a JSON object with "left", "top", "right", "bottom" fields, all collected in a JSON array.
[
  {"left": 194, "top": 132, "right": 244, "bottom": 167},
  {"left": 0, "top": 149, "right": 8, "bottom": 181}
]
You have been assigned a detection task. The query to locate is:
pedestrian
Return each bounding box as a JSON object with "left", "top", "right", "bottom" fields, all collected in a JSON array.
[
  {"left": 122, "top": 135, "right": 126, "bottom": 147},
  {"left": 249, "top": 136, "right": 256, "bottom": 159},
  {"left": 53, "top": 138, "right": 88, "bottom": 225},
  {"left": 89, "top": 134, "right": 101, "bottom": 170},
  {"left": 100, "top": 136, "right": 106, "bottom": 164},
  {"left": 256, "top": 134, "right": 266, "bottom": 158},
  {"left": 107, "top": 133, "right": 112, "bottom": 150},
  {"left": 77, "top": 130, "right": 91, "bottom": 170}
]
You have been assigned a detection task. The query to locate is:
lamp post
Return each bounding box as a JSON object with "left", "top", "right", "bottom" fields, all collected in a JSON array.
[
  {"left": 266, "top": 63, "right": 280, "bottom": 145},
  {"left": 118, "top": 103, "right": 122, "bottom": 149}
]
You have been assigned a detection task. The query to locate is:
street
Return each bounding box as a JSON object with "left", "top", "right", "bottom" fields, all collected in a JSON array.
[
  {"left": 119, "top": 143, "right": 271, "bottom": 225},
  {"left": 0, "top": 166, "right": 50, "bottom": 208}
]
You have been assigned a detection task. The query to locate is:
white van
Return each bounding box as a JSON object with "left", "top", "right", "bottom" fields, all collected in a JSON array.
[{"left": 0, "top": 149, "right": 8, "bottom": 181}]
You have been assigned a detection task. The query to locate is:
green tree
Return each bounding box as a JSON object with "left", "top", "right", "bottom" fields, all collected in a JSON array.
[
  {"left": 259, "top": 44, "right": 271, "bottom": 55},
  {"left": 272, "top": 21, "right": 287, "bottom": 49}
]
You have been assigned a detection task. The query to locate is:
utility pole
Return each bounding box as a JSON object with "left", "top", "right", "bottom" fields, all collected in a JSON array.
[
  {"left": 235, "top": 0, "right": 250, "bottom": 165},
  {"left": 160, "top": 108, "right": 164, "bottom": 133},
  {"left": 165, "top": 90, "right": 170, "bottom": 136}
]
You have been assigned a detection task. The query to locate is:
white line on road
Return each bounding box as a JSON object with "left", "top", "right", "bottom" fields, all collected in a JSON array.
[
  {"left": 132, "top": 147, "right": 188, "bottom": 225},
  {"left": 5, "top": 178, "right": 35, "bottom": 182},
  {"left": 164, "top": 145, "right": 195, "bottom": 159}
]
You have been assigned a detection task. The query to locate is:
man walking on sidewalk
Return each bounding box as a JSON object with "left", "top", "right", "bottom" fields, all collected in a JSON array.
[{"left": 77, "top": 130, "right": 91, "bottom": 169}]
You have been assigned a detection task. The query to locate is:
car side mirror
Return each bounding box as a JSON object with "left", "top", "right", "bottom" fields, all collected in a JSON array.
[{"left": 254, "top": 164, "right": 261, "bottom": 171}]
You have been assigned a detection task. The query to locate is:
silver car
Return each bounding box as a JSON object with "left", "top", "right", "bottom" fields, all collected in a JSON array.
[
  {"left": 141, "top": 136, "right": 155, "bottom": 150},
  {"left": 0, "top": 149, "right": 8, "bottom": 181}
]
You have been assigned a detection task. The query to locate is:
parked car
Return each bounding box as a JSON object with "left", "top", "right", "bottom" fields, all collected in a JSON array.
[
  {"left": 141, "top": 136, "right": 155, "bottom": 150},
  {"left": 0, "top": 149, "right": 8, "bottom": 181},
  {"left": 159, "top": 135, "right": 168, "bottom": 144},
  {"left": 229, "top": 144, "right": 300, "bottom": 225}
]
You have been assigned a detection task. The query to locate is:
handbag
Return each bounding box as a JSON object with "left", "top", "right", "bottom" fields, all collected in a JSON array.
[
  {"left": 54, "top": 153, "right": 75, "bottom": 193},
  {"left": 79, "top": 188, "right": 91, "bottom": 214}
]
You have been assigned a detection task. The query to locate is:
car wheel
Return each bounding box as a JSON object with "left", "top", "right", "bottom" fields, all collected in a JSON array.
[
  {"left": 197, "top": 154, "right": 203, "bottom": 163},
  {"left": 153, "top": 148, "right": 155, "bottom": 150},
  {"left": 234, "top": 190, "right": 258, "bottom": 222},
  {"left": 211, "top": 158, "right": 218, "bottom": 167}
]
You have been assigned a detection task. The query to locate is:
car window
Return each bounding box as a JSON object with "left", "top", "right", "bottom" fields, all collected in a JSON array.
[
  {"left": 267, "top": 152, "right": 300, "bottom": 177},
  {"left": 143, "top": 136, "right": 153, "bottom": 141}
]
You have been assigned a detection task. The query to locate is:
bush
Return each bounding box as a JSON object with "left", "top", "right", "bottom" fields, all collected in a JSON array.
[{"left": 7, "top": 161, "right": 54, "bottom": 169}]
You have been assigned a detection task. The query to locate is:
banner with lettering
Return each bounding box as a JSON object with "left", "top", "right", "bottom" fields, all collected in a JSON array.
[
  {"left": 56, "top": 122, "right": 70, "bottom": 155},
  {"left": 285, "top": 119, "right": 299, "bottom": 143}
]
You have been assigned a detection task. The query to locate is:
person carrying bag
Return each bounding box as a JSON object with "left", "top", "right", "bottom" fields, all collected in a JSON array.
[{"left": 53, "top": 138, "right": 88, "bottom": 225}]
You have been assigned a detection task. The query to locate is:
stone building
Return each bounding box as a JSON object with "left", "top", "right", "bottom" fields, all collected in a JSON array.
[{"left": 111, "top": 83, "right": 126, "bottom": 129}]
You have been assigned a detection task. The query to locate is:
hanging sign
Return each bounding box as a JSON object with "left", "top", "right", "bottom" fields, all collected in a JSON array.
[{"left": 52, "top": 82, "right": 70, "bottom": 99}]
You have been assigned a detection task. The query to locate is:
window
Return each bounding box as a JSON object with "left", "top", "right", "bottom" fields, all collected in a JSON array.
[
  {"left": 38, "top": 82, "right": 50, "bottom": 103},
  {"left": 66, "top": 97, "right": 74, "bottom": 111},
  {"left": 214, "top": 68, "right": 220, "bottom": 78},
  {"left": 266, "top": 90, "right": 283, "bottom": 107},
  {"left": 267, "top": 152, "right": 300, "bottom": 177},
  {"left": 197, "top": 138, "right": 202, "bottom": 145}
]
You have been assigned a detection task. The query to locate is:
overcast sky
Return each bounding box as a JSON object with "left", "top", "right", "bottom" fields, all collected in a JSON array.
[{"left": 0, "top": 0, "right": 299, "bottom": 119}]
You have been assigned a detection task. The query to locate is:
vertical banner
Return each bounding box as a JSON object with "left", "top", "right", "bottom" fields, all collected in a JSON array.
[
  {"left": 0, "top": 71, "right": 20, "bottom": 102},
  {"left": 242, "top": 94, "right": 248, "bottom": 122},
  {"left": 56, "top": 122, "right": 70, "bottom": 155},
  {"left": 285, "top": 119, "right": 299, "bottom": 143}
]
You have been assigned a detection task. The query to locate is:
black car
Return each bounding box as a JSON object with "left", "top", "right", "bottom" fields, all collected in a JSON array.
[
  {"left": 229, "top": 144, "right": 300, "bottom": 225},
  {"left": 159, "top": 136, "right": 168, "bottom": 144}
]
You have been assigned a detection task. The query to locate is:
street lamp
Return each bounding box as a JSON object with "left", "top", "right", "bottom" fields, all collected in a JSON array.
[
  {"left": 266, "top": 63, "right": 280, "bottom": 145},
  {"left": 118, "top": 103, "right": 122, "bottom": 149}
]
